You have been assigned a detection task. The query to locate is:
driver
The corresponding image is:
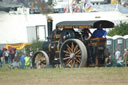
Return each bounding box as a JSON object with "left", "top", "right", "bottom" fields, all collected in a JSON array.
[{"left": 92, "top": 24, "right": 107, "bottom": 38}]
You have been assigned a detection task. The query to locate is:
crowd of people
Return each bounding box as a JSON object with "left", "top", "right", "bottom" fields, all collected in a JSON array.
[
  {"left": 105, "top": 48, "right": 128, "bottom": 67},
  {"left": 0, "top": 47, "right": 34, "bottom": 69},
  {"left": 0, "top": 47, "right": 128, "bottom": 69}
]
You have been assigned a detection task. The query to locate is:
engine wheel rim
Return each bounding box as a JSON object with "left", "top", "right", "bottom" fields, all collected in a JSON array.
[
  {"left": 34, "top": 52, "right": 47, "bottom": 68},
  {"left": 61, "top": 42, "right": 81, "bottom": 68}
]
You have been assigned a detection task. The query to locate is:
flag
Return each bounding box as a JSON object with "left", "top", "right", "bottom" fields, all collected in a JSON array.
[
  {"left": 86, "top": 5, "right": 92, "bottom": 12},
  {"left": 85, "top": 1, "right": 93, "bottom": 12},
  {"left": 111, "top": 0, "right": 118, "bottom": 5}
]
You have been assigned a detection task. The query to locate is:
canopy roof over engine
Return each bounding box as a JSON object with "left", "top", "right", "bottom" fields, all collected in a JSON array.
[{"left": 56, "top": 20, "right": 114, "bottom": 29}]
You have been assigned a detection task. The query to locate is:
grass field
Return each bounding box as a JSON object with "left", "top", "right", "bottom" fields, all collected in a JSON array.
[{"left": 0, "top": 65, "right": 128, "bottom": 85}]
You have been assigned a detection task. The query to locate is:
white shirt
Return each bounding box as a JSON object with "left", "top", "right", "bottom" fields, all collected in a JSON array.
[
  {"left": 115, "top": 50, "right": 121, "bottom": 60},
  {"left": 4, "top": 50, "right": 9, "bottom": 57}
]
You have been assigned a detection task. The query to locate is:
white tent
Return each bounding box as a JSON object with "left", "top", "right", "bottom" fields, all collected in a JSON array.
[
  {"left": 0, "top": 11, "right": 47, "bottom": 44},
  {"left": 48, "top": 11, "right": 128, "bottom": 30}
]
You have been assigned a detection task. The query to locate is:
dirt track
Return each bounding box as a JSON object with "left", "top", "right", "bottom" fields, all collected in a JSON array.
[{"left": 0, "top": 67, "right": 128, "bottom": 85}]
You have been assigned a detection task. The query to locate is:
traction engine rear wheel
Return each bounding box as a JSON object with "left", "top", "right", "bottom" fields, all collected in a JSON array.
[
  {"left": 32, "top": 51, "right": 49, "bottom": 68},
  {"left": 59, "top": 39, "right": 87, "bottom": 68}
]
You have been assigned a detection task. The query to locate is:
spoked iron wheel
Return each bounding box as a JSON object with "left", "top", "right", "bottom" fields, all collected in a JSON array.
[
  {"left": 32, "top": 51, "right": 49, "bottom": 68},
  {"left": 60, "top": 39, "right": 87, "bottom": 68}
]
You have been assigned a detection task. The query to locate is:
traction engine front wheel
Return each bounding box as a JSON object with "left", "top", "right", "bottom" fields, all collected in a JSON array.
[{"left": 32, "top": 51, "right": 49, "bottom": 68}]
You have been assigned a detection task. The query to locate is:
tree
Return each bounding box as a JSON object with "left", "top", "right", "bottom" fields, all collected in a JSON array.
[
  {"left": 25, "top": 40, "right": 44, "bottom": 53},
  {"left": 108, "top": 22, "right": 128, "bottom": 36}
]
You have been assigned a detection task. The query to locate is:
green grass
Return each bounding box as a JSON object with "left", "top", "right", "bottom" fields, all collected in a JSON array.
[{"left": 0, "top": 65, "right": 128, "bottom": 85}]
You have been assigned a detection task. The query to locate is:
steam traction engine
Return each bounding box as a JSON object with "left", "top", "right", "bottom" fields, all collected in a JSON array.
[{"left": 32, "top": 20, "right": 114, "bottom": 68}]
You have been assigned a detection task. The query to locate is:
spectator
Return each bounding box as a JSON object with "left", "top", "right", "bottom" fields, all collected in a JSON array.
[
  {"left": 116, "top": 57, "right": 124, "bottom": 67},
  {"left": 14, "top": 49, "right": 17, "bottom": 60},
  {"left": 115, "top": 48, "right": 121, "bottom": 62},
  {"left": 4, "top": 48, "right": 9, "bottom": 64},
  {"left": 8, "top": 47, "right": 16, "bottom": 63},
  {"left": 92, "top": 24, "right": 107, "bottom": 38},
  {"left": 25, "top": 54, "right": 31, "bottom": 68},
  {"left": 20, "top": 53, "right": 25, "bottom": 69},
  {"left": 29, "top": 47, "right": 34, "bottom": 59},
  {"left": 0, "top": 58, "right": 2, "bottom": 67},
  {"left": 106, "top": 48, "right": 111, "bottom": 57},
  {"left": 0, "top": 49, "right": 2, "bottom": 67},
  {"left": 123, "top": 48, "right": 128, "bottom": 67},
  {"left": 105, "top": 55, "right": 112, "bottom": 67},
  {"left": 8, "top": 59, "right": 19, "bottom": 69}
]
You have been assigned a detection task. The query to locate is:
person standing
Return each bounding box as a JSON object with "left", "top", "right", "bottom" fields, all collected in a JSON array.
[
  {"left": 4, "top": 48, "right": 9, "bottom": 64},
  {"left": 20, "top": 53, "right": 25, "bottom": 69},
  {"left": 115, "top": 48, "right": 121, "bottom": 62},
  {"left": 8, "top": 47, "right": 16, "bottom": 63},
  {"left": 29, "top": 47, "right": 34, "bottom": 59},
  {"left": 25, "top": 54, "right": 31, "bottom": 69},
  {"left": 0, "top": 49, "right": 3, "bottom": 67},
  {"left": 123, "top": 48, "right": 128, "bottom": 67}
]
